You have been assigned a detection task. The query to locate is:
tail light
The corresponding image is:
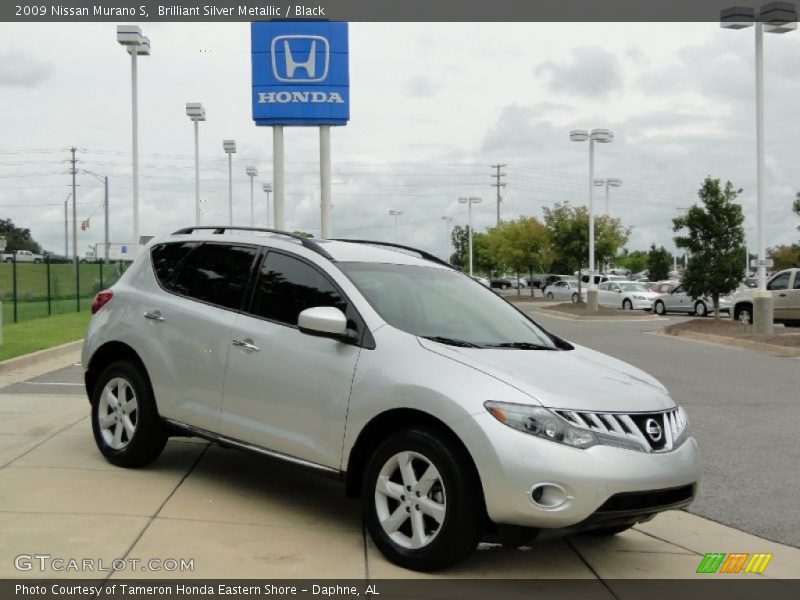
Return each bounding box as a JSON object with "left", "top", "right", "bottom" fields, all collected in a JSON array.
[{"left": 91, "top": 290, "right": 114, "bottom": 314}]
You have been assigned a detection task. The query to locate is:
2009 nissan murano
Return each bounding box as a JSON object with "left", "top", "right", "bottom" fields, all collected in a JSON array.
[{"left": 83, "top": 227, "right": 699, "bottom": 571}]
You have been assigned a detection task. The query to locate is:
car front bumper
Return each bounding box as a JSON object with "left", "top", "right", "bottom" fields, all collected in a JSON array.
[{"left": 455, "top": 412, "right": 700, "bottom": 530}]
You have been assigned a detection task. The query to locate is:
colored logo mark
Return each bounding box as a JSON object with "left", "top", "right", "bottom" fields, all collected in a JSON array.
[{"left": 696, "top": 552, "right": 773, "bottom": 574}]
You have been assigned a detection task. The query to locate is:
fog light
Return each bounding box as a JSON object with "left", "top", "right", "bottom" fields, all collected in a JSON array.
[{"left": 530, "top": 483, "right": 568, "bottom": 509}]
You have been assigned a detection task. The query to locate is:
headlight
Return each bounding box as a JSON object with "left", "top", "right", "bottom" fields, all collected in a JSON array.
[
  {"left": 633, "top": 295, "right": 646, "bottom": 300},
  {"left": 673, "top": 405, "right": 691, "bottom": 447},
  {"left": 484, "top": 401, "right": 647, "bottom": 451}
]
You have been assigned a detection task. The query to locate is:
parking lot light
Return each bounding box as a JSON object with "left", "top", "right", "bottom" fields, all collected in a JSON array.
[
  {"left": 186, "top": 103, "right": 206, "bottom": 225},
  {"left": 262, "top": 183, "right": 273, "bottom": 228},
  {"left": 458, "top": 197, "right": 482, "bottom": 276},
  {"left": 388, "top": 209, "right": 404, "bottom": 243},
  {"left": 223, "top": 140, "right": 237, "bottom": 226},
  {"left": 246, "top": 167, "right": 258, "bottom": 227}
]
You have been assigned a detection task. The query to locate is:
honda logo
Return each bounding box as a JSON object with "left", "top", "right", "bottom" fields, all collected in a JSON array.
[{"left": 271, "top": 35, "right": 329, "bottom": 83}]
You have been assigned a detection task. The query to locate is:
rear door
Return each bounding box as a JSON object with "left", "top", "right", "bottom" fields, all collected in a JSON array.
[
  {"left": 789, "top": 271, "right": 800, "bottom": 319},
  {"left": 767, "top": 271, "right": 793, "bottom": 320},
  {"left": 666, "top": 284, "right": 688, "bottom": 312},
  {"left": 596, "top": 282, "right": 612, "bottom": 306},
  {"left": 143, "top": 241, "right": 259, "bottom": 432},
  {"left": 220, "top": 250, "right": 363, "bottom": 469}
]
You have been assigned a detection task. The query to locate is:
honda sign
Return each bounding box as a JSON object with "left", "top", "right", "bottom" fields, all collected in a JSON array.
[{"left": 251, "top": 22, "right": 349, "bottom": 126}]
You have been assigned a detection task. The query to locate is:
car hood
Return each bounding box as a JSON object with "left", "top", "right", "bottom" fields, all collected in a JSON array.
[{"left": 418, "top": 338, "right": 674, "bottom": 412}]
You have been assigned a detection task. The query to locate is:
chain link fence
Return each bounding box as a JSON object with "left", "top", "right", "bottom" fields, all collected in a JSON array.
[{"left": 1, "top": 256, "right": 129, "bottom": 323}]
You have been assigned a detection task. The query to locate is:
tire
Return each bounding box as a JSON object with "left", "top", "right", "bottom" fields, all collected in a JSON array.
[
  {"left": 695, "top": 301, "right": 707, "bottom": 317},
  {"left": 33, "top": 259, "right": 41, "bottom": 264},
  {"left": 3, "top": 258, "right": 11, "bottom": 263},
  {"left": 501, "top": 284, "right": 509, "bottom": 290},
  {"left": 571, "top": 293, "right": 578, "bottom": 303},
  {"left": 91, "top": 360, "right": 167, "bottom": 468},
  {"left": 654, "top": 300, "right": 666, "bottom": 316},
  {"left": 546, "top": 292, "right": 554, "bottom": 299},
  {"left": 735, "top": 305, "right": 753, "bottom": 325},
  {"left": 622, "top": 299, "right": 633, "bottom": 310},
  {"left": 584, "top": 524, "right": 634, "bottom": 536},
  {"left": 363, "top": 428, "right": 483, "bottom": 571}
]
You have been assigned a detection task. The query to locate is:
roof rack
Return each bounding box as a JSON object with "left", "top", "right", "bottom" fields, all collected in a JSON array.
[
  {"left": 331, "top": 239, "right": 456, "bottom": 270},
  {"left": 171, "top": 226, "right": 335, "bottom": 261}
]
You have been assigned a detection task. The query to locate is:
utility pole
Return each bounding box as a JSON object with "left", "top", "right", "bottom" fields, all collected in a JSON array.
[
  {"left": 63, "top": 194, "right": 70, "bottom": 257},
  {"left": 490, "top": 164, "right": 506, "bottom": 226},
  {"left": 70, "top": 148, "right": 78, "bottom": 267}
]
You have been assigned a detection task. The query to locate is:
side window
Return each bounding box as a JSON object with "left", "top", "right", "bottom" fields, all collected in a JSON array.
[
  {"left": 251, "top": 252, "right": 346, "bottom": 326},
  {"left": 767, "top": 273, "right": 791, "bottom": 291},
  {"left": 151, "top": 242, "right": 198, "bottom": 287},
  {"left": 673, "top": 285, "right": 683, "bottom": 294},
  {"left": 794, "top": 273, "right": 800, "bottom": 290},
  {"left": 598, "top": 282, "right": 609, "bottom": 291},
  {"left": 169, "top": 243, "right": 258, "bottom": 310}
]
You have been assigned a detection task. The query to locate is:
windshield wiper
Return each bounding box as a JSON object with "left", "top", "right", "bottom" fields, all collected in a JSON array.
[
  {"left": 422, "top": 336, "right": 481, "bottom": 348},
  {"left": 483, "top": 342, "right": 557, "bottom": 350}
]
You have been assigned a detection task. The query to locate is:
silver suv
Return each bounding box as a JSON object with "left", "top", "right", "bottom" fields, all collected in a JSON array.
[{"left": 82, "top": 227, "right": 699, "bottom": 571}]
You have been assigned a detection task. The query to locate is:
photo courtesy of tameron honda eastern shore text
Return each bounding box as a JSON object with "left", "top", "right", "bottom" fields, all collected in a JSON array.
[{"left": 82, "top": 227, "right": 699, "bottom": 571}]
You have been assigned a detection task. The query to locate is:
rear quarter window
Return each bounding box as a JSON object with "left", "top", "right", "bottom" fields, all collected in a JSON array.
[{"left": 151, "top": 242, "right": 198, "bottom": 287}]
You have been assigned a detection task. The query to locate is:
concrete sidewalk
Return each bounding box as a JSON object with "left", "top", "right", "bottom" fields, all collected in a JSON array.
[{"left": 1, "top": 352, "right": 798, "bottom": 580}]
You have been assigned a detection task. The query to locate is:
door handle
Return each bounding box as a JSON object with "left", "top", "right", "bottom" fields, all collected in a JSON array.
[
  {"left": 144, "top": 310, "right": 166, "bottom": 322},
  {"left": 232, "top": 339, "right": 260, "bottom": 352},
  {"left": 778, "top": 293, "right": 787, "bottom": 297}
]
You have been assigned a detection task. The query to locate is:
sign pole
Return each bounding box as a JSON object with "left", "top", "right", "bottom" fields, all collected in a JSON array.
[
  {"left": 320, "top": 125, "right": 332, "bottom": 239},
  {"left": 273, "top": 125, "right": 285, "bottom": 230}
]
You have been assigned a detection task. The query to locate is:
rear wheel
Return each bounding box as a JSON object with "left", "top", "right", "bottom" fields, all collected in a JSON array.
[
  {"left": 571, "top": 293, "right": 578, "bottom": 303},
  {"left": 695, "top": 301, "right": 708, "bottom": 317},
  {"left": 91, "top": 361, "right": 167, "bottom": 468},
  {"left": 501, "top": 283, "right": 509, "bottom": 290},
  {"left": 546, "top": 292, "right": 554, "bottom": 299},
  {"left": 623, "top": 299, "right": 633, "bottom": 310},
  {"left": 363, "top": 428, "right": 483, "bottom": 571},
  {"left": 735, "top": 305, "right": 753, "bottom": 325},
  {"left": 654, "top": 300, "right": 666, "bottom": 315}
]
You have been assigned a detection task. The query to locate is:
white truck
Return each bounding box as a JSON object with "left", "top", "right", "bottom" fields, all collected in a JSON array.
[
  {"left": 83, "top": 243, "right": 133, "bottom": 263},
  {"left": 1, "top": 249, "right": 43, "bottom": 263}
]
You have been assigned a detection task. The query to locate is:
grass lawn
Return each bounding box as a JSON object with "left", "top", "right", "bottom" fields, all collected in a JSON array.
[{"left": 0, "top": 311, "right": 90, "bottom": 361}]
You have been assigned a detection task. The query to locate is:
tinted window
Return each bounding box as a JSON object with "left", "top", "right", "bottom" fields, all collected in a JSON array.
[
  {"left": 768, "top": 273, "right": 791, "bottom": 291},
  {"left": 251, "top": 252, "right": 346, "bottom": 326},
  {"left": 169, "top": 243, "right": 258, "bottom": 310},
  {"left": 794, "top": 274, "right": 800, "bottom": 290},
  {"left": 151, "top": 242, "right": 198, "bottom": 286}
]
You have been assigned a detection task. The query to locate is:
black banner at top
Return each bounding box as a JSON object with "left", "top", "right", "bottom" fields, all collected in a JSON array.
[{"left": 4, "top": 0, "right": 799, "bottom": 22}]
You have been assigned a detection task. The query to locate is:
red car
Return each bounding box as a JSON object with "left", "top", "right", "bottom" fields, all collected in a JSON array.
[{"left": 649, "top": 280, "right": 679, "bottom": 294}]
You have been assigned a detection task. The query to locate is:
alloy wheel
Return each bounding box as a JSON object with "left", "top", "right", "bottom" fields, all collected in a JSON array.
[
  {"left": 738, "top": 309, "right": 752, "bottom": 325},
  {"left": 97, "top": 377, "right": 138, "bottom": 450},
  {"left": 374, "top": 451, "right": 446, "bottom": 550}
]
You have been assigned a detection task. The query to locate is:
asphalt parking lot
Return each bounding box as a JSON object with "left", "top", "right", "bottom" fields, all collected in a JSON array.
[{"left": 0, "top": 319, "right": 798, "bottom": 579}]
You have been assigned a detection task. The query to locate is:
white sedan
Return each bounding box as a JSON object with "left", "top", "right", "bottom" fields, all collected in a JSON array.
[
  {"left": 597, "top": 281, "right": 658, "bottom": 310},
  {"left": 544, "top": 279, "right": 586, "bottom": 303}
]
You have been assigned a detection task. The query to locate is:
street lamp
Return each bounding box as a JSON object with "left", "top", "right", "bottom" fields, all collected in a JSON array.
[
  {"left": 571, "top": 128, "right": 614, "bottom": 311},
  {"left": 186, "top": 102, "right": 206, "bottom": 226},
  {"left": 246, "top": 167, "right": 258, "bottom": 227},
  {"left": 262, "top": 183, "right": 272, "bottom": 228},
  {"left": 116, "top": 25, "right": 149, "bottom": 253},
  {"left": 458, "top": 197, "right": 482, "bottom": 276},
  {"left": 222, "top": 140, "right": 236, "bottom": 226},
  {"left": 441, "top": 215, "right": 454, "bottom": 261},
  {"left": 722, "top": 1, "right": 797, "bottom": 333},
  {"left": 388, "top": 209, "right": 403, "bottom": 242},
  {"left": 82, "top": 170, "right": 110, "bottom": 263},
  {"left": 594, "top": 178, "right": 623, "bottom": 216}
]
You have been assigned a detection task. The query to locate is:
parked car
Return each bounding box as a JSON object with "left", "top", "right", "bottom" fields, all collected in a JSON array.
[
  {"left": 652, "top": 284, "right": 731, "bottom": 317},
  {"left": 490, "top": 276, "right": 519, "bottom": 290},
  {"left": 43, "top": 254, "right": 72, "bottom": 264},
  {"left": 649, "top": 281, "right": 679, "bottom": 295},
  {"left": 580, "top": 274, "right": 611, "bottom": 286},
  {"left": 1, "top": 249, "right": 43, "bottom": 263},
  {"left": 544, "top": 279, "right": 586, "bottom": 303},
  {"left": 597, "top": 280, "right": 658, "bottom": 310},
  {"left": 540, "top": 274, "right": 573, "bottom": 290},
  {"left": 732, "top": 268, "right": 800, "bottom": 324},
  {"left": 82, "top": 227, "right": 698, "bottom": 571}
]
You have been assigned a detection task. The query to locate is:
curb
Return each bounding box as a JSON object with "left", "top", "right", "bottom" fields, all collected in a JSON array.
[
  {"left": 0, "top": 340, "right": 84, "bottom": 374},
  {"left": 661, "top": 330, "right": 800, "bottom": 357},
  {"left": 533, "top": 308, "right": 663, "bottom": 322}
]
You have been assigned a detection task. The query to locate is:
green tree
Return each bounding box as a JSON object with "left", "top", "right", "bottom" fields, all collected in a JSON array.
[
  {"left": 0, "top": 219, "right": 42, "bottom": 253},
  {"left": 449, "top": 225, "right": 470, "bottom": 270},
  {"left": 487, "top": 217, "right": 550, "bottom": 295},
  {"left": 472, "top": 231, "right": 502, "bottom": 276},
  {"left": 794, "top": 195, "right": 800, "bottom": 233},
  {"left": 615, "top": 249, "right": 648, "bottom": 275},
  {"left": 543, "top": 202, "right": 629, "bottom": 295},
  {"left": 767, "top": 244, "right": 800, "bottom": 270},
  {"left": 646, "top": 244, "right": 672, "bottom": 282},
  {"left": 672, "top": 177, "right": 746, "bottom": 319}
]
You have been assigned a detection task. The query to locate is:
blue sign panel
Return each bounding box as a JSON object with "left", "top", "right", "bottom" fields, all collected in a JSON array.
[{"left": 251, "top": 22, "right": 349, "bottom": 126}]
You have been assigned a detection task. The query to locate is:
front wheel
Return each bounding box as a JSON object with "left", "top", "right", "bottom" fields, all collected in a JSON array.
[
  {"left": 654, "top": 300, "right": 666, "bottom": 316},
  {"left": 571, "top": 293, "right": 578, "bottom": 303},
  {"left": 91, "top": 361, "right": 167, "bottom": 468},
  {"left": 623, "top": 299, "right": 633, "bottom": 310},
  {"left": 546, "top": 292, "right": 554, "bottom": 299},
  {"left": 501, "top": 284, "right": 509, "bottom": 290},
  {"left": 735, "top": 305, "right": 753, "bottom": 325},
  {"left": 363, "top": 429, "right": 483, "bottom": 571},
  {"left": 695, "top": 301, "right": 708, "bottom": 317}
]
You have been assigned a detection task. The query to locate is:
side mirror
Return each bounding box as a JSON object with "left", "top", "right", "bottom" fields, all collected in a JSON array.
[{"left": 298, "top": 306, "right": 351, "bottom": 340}]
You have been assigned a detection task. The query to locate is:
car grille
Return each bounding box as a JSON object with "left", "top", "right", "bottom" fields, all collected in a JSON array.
[{"left": 553, "top": 408, "right": 686, "bottom": 452}]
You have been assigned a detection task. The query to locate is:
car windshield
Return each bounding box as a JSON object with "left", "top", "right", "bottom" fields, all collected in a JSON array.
[
  {"left": 338, "top": 262, "right": 559, "bottom": 350},
  {"left": 620, "top": 283, "right": 648, "bottom": 292}
]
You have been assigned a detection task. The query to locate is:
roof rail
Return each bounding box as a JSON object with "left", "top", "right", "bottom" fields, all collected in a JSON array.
[
  {"left": 171, "top": 226, "right": 335, "bottom": 261},
  {"left": 331, "top": 239, "right": 456, "bottom": 270}
]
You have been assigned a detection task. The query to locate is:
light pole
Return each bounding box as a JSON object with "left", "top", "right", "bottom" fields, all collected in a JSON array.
[
  {"left": 186, "top": 103, "right": 206, "bottom": 226},
  {"left": 571, "top": 128, "right": 614, "bottom": 311},
  {"left": 223, "top": 140, "right": 236, "bottom": 225},
  {"left": 594, "top": 177, "right": 623, "bottom": 216},
  {"left": 722, "top": 2, "right": 796, "bottom": 333},
  {"left": 246, "top": 167, "right": 257, "bottom": 227},
  {"left": 388, "top": 210, "right": 403, "bottom": 242},
  {"left": 262, "top": 183, "right": 272, "bottom": 228},
  {"left": 458, "top": 197, "right": 482, "bottom": 276},
  {"left": 441, "top": 215, "right": 454, "bottom": 260},
  {"left": 116, "top": 25, "right": 149, "bottom": 253},
  {"left": 83, "top": 170, "right": 109, "bottom": 263}
]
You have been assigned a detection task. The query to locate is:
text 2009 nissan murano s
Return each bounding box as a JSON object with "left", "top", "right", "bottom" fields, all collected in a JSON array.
[{"left": 82, "top": 227, "right": 699, "bottom": 571}]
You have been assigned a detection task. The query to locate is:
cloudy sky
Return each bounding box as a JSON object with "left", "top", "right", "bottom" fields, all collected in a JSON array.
[{"left": 1, "top": 21, "right": 799, "bottom": 260}]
